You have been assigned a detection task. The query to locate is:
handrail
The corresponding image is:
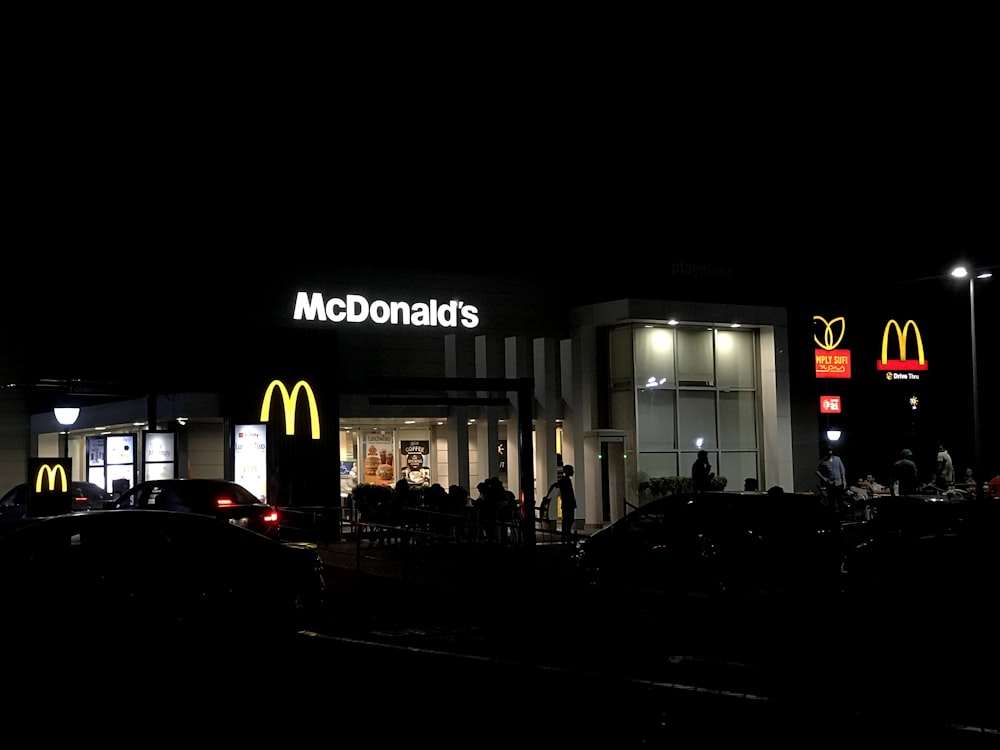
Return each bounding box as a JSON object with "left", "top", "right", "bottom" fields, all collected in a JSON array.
[{"left": 277, "top": 500, "right": 573, "bottom": 549}]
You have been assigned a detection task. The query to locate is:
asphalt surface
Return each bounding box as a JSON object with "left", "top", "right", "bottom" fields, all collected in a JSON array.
[{"left": 310, "top": 533, "right": 1000, "bottom": 743}]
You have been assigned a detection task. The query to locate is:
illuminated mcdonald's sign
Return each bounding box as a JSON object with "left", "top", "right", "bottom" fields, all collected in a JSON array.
[
  {"left": 260, "top": 380, "right": 321, "bottom": 439},
  {"left": 877, "top": 319, "right": 928, "bottom": 372},
  {"left": 35, "top": 463, "right": 68, "bottom": 493}
]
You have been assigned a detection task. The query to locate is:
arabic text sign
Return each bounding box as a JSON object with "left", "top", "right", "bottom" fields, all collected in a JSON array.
[
  {"left": 815, "top": 350, "right": 851, "bottom": 378},
  {"left": 820, "top": 396, "right": 842, "bottom": 414}
]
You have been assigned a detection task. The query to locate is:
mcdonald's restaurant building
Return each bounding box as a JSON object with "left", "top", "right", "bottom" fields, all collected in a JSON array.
[
  {"left": 6, "top": 258, "right": 995, "bottom": 543},
  {"left": 7, "top": 265, "right": 811, "bottom": 531}
]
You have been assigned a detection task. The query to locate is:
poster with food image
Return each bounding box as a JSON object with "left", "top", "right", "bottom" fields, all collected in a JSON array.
[
  {"left": 401, "top": 440, "right": 431, "bottom": 488},
  {"left": 340, "top": 461, "right": 358, "bottom": 496},
  {"left": 363, "top": 439, "right": 395, "bottom": 486}
]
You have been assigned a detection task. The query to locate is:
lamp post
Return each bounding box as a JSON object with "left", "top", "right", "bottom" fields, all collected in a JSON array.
[{"left": 950, "top": 265, "right": 993, "bottom": 479}]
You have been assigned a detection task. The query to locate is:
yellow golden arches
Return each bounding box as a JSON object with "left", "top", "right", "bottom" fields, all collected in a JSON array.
[
  {"left": 260, "top": 380, "right": 321, "bottom": 439},
  {"left": 880, "top": 319, "right": 925, "bottom": 366},
  {"left": 35, "top": 463, "right": 68, "bottom": 493},
  {"left": 813, "top": 316, "right": 846, "bottom": 351}
]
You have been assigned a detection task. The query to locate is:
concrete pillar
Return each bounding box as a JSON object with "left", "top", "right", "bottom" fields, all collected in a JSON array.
[
  {"left": 475, "top": 335, "right": 505, "bottom": 485},
  {"left": 505, "top": 336, "right": 532, "bottom": 498},
  {"left": 445, "top": 334, "right": 474, "bottom": 491},
  {"left": 565, "top": 327, "right": 600, "bottom": 530},
  {"left": 533, "top": 336, "right": 560, "bottom": 502}
]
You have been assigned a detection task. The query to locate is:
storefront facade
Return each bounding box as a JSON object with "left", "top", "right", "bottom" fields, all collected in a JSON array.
[{"left": 20, "top": 270, "right": 793, "bottom": 531}]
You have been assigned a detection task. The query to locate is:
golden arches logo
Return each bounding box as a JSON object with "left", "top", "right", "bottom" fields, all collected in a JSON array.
[
  {"left": 260, "top": 380, "right": 321, "bottom": 439},
  {"left": 813, "top": 316, "right": 846, "bottom": 351},
  {"left": 35, "top": 463, "right": 68, "bottom": 493},
  {"left": 877, "top": 319, "right": 928, "bottom": 371}
]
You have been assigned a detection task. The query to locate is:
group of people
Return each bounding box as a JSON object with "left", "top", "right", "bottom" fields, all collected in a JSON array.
[
  {"left": 816, "top": 440, "right": 990, "bottom": 506},
  {"left": 352, "top": 467, "right": 581, "bottom": 546},
  {"left": 894, "top": 442, "right": 981, "bottom": 495}
]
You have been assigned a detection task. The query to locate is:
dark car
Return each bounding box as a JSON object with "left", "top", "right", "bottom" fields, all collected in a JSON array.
[
  {"left": 840, "top": 491, "right": 1000, "bottom": 610},
  {"left": 0, "top": 480, "right": 112, "bottom": 520},
  {"left": 571, "top": 491, "right": 844, "bottom": 607},
  {"left": 108, "top": 478, "right": 280, "bottom": 538},
  {"left": 0, "top": 509, "right": 326, "bottom": 641}
]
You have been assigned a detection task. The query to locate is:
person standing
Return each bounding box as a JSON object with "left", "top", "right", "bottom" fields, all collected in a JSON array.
[
  {"left": 816, "top": 445, "right": 848, "bottom": 511},
  {"left": 547, "top": 464, "right": 578, "bottom": 544},
  {"left": 892, "top": 448, "right": 920, "bottom": 496},
  {"left": 691, "top": 450, "right": 714, "bottom": 493},
  {"left": 935, "top": 443, "right": 955, "bottom": 489}
]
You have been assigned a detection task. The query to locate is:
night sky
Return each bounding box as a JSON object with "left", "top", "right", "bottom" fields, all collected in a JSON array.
[{"left": 9, "top": 95, "right": 996, "bottom": 481}]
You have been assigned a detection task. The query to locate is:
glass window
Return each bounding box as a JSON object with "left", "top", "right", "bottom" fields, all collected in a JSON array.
[
  {"left": 610, "top": 323, "right": 762, "bottom": 494},
  {"left": 719, "top": 452, "right": 759, "bottom": 491},
  {"left": 719, "top": 391, "right": 757, "bottom": 450},
  {"left": 677, "top": 329, "right": 714, "bottom": 386},
  {"left": 634, "top": 327, "right": 675, "bottom": 389},
  {"left": 609, "top": 326, "right": 634, "bottom": 389},
  {"left": 636, "top": 387, "right": 675, "bottom": 451},
  {"left": 678, "top": 391, "right": 716, "bottom": 451},
  {"left": 680, "top": 451, "right": 717, "bottom": 480},
  {"left": 639, "top": 452, "right": 678, "bottom": 482},
  {"left": 716, "top": 329, "right": 756, "bottom": 388}
]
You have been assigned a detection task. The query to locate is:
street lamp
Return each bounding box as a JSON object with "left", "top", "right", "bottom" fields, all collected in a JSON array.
[
  {"left": 53, "top": 407, "right": 80, "bottom": 426},
  {"left": 950, "top": 265, "right": 993, "bottom": 478}
]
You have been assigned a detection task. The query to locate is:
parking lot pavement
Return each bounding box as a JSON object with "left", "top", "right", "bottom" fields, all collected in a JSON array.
[{"left": 308, "top": 532, "right": 1000, "bottom": 741}]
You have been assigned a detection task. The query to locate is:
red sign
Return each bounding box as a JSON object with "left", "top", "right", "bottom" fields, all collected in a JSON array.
[
  {"left": 820, "top": 396, "right": 841, "bottom": 414},
  {"left": 815, "top": 350, "right": 851, "bottom": 378}
]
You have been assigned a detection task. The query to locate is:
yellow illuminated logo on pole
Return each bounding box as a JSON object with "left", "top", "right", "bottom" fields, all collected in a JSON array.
[
  {"left": 260, "top": 380, "right": 321, "bottom": 439},
  {"left": 877, "top": 319, "right": 928, "bottom": 371},
  {"left": 35, "top": 463, "right": 68, "bottom": 493}
]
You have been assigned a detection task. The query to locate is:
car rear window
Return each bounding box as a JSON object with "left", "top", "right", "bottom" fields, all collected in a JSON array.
[{"left": 147, "top": 482, "right": 259, "bottom": 513}]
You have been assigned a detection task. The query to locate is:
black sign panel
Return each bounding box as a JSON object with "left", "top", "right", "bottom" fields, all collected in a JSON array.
[{"left": 27, "top": 457, "right": 73, "bottom": 517}]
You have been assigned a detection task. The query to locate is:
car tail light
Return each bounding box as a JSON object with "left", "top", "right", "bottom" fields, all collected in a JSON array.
[
  {"left": 263, "top": 509, "right": 279, "bottom": 523},
  {"left": 216, "top": 497, "right": 234, "bottom": 507},
  {"left": 73, "top": 494, "right": 88, "bottom": 503}
]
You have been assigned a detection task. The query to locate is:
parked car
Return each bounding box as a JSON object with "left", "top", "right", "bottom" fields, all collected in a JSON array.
[
  {"left": 108, "top": 478, "right": 280, "bottom": 538},
  {"left": 0, "top": 508, "right": 326, "bottom": 641},
  {"left": 840, "top": 491, "right": 1000, "bottom": 609},
  {"left": 571, "top": 491, "right": 844, "bottom": 606},
  {"left": 0, "top": 480, "right": 112, "bottom": 520}
]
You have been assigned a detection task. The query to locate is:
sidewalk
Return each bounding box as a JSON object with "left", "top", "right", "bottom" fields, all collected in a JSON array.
[
  {"left": 317, "top": 533, "right": 580, "bottom": 590},
  {"left": 311, "top": 530, "right": 586, "bottom": 638}
]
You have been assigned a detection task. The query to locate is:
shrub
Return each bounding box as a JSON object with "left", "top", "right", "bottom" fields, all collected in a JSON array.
[{"left": 638, "top": 474, "right": 728, "bottom": 497}]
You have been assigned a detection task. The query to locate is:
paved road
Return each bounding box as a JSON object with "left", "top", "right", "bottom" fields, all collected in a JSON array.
[{"left": 309, "top": 537, "right": 1000, "bottom": 744}]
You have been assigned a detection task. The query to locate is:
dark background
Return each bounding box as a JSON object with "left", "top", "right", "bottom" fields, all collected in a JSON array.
[{"left": 8, "top": 63, "right": 996, "bottom": 487}]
